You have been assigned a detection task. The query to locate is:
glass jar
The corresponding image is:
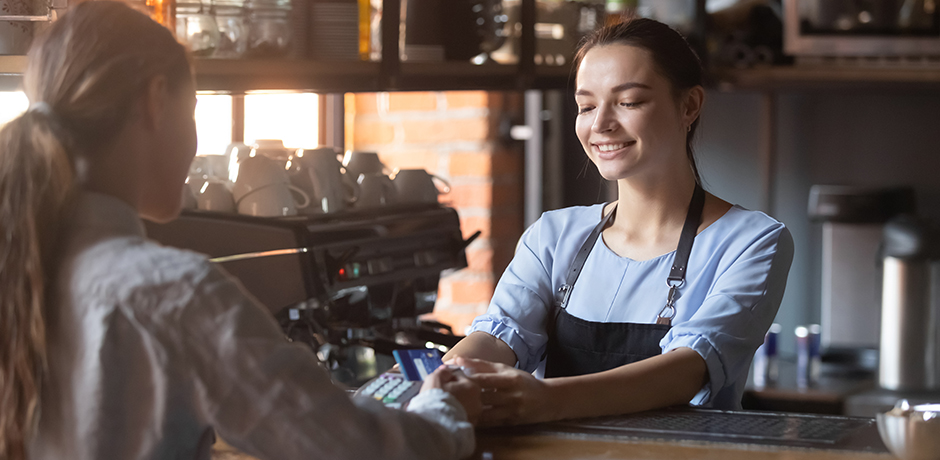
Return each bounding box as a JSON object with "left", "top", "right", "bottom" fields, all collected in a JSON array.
[
  {"left": 245, "top": 0, "right": 292, "bottom": 57},
  {"left": 176, "top": 0, "right": 221, "bottom": 57},
  {"left": 212, "top": 0, "right": 248, "bottom": 58}
]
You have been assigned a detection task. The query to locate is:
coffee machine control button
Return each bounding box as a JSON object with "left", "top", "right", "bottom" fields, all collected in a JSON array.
[
  {"left": 414, "top": 250, "right": 438, "bottom": 267},
  {"left": 367, "top": 257, "right": 394, "bottom": 275}
]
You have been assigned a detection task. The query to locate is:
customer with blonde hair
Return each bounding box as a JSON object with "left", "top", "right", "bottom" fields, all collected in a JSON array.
[{"left": 0, "top": 2, "right": 479, "bottom": 459}]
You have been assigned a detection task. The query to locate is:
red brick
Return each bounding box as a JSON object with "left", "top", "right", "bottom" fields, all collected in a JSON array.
[
  {"left": 378, "top": 151, "right": 439, "bottom": 173},
  {"left": 353, "top": 94, "right": 379, "bottom": 114},
  {"left": 449, "top": 152, "right": 492, "bottom": 178},
  {"left": 460, "top": 216, "right": 491, "bottom": 240},
  {"left": 388, "top": 92, "right": 438, "bottom": 112},
  {"left": 465, "top": 247, "right": 493, "bottom": 273},
  {"left": 450, "top": 279, "right": 495, "bottom": 304},
  {"left": 445, "top": 91, "right": 488, "bottom": 109},
  {"left": 352, "top": 120, "right": 395, "bottom": 146},
  {"left": 445, "top": 183, "right": 492, "bottom": 208},
  {"left": 401, "top": 118, "right": 489, "bottom": 143}
]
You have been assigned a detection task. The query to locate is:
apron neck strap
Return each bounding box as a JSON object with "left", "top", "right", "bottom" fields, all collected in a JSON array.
[{"left": 668, "top": 183, "right": 706, "bottom": 287}]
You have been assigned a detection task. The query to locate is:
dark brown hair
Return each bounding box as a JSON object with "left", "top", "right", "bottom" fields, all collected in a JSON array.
[
  {"left": 575, "top": 18, "right": 704, "bottom": 184},
  {"left": 0, "top": 3, "right": 190, "bottom": 459}
]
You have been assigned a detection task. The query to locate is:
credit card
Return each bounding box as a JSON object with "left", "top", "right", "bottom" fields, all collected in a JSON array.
[{"left": 393, "top": 349, "right": 443, "bottom": 381}]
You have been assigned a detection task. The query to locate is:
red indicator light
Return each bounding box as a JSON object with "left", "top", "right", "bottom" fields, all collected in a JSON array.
[{"left": 338, "top": 267, "right": 347, "bottom": 281}]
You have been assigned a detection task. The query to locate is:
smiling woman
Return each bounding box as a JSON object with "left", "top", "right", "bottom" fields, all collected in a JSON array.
[{"left": 443, "top": 17, "right": 794, "bottom": 427}]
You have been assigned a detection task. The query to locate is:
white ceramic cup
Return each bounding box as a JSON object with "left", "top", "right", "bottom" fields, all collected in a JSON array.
[
  {"left": 197, "top": 181, "right": 236, "bottom": 213},
  {"left": 392, "top": 169, "right": 450, "bottom": 203},
  {"left": 236, "top": 183, "right": 311, "bottom": 217},
  {"left": 343, "top": 151, "right": 388, "bottom": 181},
  {"left": 252, "top": 139, "right": 294, "bottom": 162},
  {"left": 356, "top": 173, "right": 397, "bottom": 208},
  {"left": 289, "top": 147, "right": 359, "bottom": 214},
  {"left": 181, "top": 183, "right": 198, "bottom": 210},
  {"left": 233, "top": 155, "right": 291, "bottom": 203}
]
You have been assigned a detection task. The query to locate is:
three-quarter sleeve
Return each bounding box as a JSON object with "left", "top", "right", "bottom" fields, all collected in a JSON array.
[
  {"left": 468, "top": 218, "right": 558, "bottom": 372},
  {"left": 172, "top": 266, "right": 475, "bottom": 460},
  {"left": 661, "top": 224, "right": 794, "bottom": 408}
]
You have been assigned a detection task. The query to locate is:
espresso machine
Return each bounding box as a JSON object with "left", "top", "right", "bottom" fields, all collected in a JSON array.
[{"left": 145, "top": 203, "right": 478, "bottom": 386}]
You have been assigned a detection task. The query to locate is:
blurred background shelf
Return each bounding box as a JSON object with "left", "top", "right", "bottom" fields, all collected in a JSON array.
[
  {"left": 9, "top": 54, "right": 940, "bottom": 93},
  {"left": 713, "top": 65, "right": 940, "bottom": 91},
  {"left": 0, "top": 56, "right": 577, "bottom": 93}
]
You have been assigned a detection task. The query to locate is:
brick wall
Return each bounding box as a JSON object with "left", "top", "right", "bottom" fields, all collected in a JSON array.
[{"left": 345, "top": 91, "right": 524, "bottom": 334}]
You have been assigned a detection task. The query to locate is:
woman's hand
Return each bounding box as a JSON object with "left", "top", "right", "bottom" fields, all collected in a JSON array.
[
  {"left": 455, "top": 357, "right": 558, "bottom": 426},
  {"left": 421, "top": 365, "right": 482, "bottom": 425}
]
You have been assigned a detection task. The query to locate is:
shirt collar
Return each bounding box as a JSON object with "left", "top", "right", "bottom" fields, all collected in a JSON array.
[{"left": 69, "top": 191, "right": 146, "bottom": 238}]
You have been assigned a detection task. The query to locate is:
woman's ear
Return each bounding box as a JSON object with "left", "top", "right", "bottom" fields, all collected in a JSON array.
[
  {"left": 681, "top": 85, "right": 705, "bottom": 128},
  {"left": 140, "top": 75, "right": 170, "bottom": 132}
]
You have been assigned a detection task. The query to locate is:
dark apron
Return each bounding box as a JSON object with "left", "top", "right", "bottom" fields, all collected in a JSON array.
[{"left": 544, "top": 185, "right": 705, "bottom": 378}]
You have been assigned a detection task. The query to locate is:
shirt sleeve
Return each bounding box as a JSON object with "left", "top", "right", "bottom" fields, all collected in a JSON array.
[
  {"left": 661, "top": 224, "right": 794, "bottom": 406},
  {"left": 174, "top": 266, "right": 475, "bottom": 460},
  {"left": 467, "top": 218, "right": 557, "bottom": 372}
]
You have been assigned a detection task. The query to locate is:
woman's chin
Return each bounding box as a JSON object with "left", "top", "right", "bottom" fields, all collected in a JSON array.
[{"left": 139, "top": 200, "right": 183, "bottom": 223}]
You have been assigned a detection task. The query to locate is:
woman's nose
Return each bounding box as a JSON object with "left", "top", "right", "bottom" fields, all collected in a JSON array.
[{"left": 592, "top": 105, "right": 617, "bottom": 133}]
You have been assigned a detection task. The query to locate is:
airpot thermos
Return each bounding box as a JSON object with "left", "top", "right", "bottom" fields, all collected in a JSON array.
[{"left": 879, "top": 216, "right": 940, "bottom": 391}]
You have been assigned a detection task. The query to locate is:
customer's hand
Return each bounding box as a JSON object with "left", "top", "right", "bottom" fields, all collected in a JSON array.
[
  {"left": 421, "top": 365, "right": 482, "bottom": 425},
  {"left": 456, "top": 357, "right": 557, "bottom": 426}
]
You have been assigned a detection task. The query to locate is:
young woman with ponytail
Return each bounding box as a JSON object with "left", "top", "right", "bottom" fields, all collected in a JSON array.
[{"left": 0, "top": 2, "right": 479, "bottom": 459}]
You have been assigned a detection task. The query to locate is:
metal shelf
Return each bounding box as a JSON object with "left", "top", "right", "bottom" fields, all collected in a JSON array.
[
  {"left": 9, "top": 53, "right": 940, "bottom": 94},
  {"left": 713, "top": 64, "right": 940, "bottom": 91},
  {"left": 0, "top": 57, "right": 575, "bottom": 93}
]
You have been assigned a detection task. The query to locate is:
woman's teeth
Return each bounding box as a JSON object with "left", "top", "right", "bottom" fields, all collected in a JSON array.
[{"left": 598, "top": 143, "right": 626, "bottom": 152}]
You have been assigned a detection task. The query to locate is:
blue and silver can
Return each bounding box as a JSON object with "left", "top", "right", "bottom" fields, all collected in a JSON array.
[{"left": 753, "top": 323, "right": 780, "bottom": 387}]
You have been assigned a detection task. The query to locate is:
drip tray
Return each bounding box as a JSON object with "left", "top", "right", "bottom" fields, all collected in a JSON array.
[{"left": 529, "top": 408, "right": 887, "bottom": 452}]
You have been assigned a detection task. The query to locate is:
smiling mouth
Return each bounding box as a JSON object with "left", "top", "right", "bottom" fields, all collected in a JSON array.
[{"left": 594, "top": 141, "right": 636, "bottom": 153}]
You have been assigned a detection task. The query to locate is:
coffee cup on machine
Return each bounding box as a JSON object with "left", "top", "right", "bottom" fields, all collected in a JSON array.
[
  {"left": 236, "top": 184, "right": 310, "bottom": 217},
  {"left": 197, "top": 180, "right": 236, "bottom": 213},
  {"left": 233, "top": 155, "right": 310, "bottom": 216},
  {"left": 391, "top": 168, "right": 450, "bottom": 204},
  {"left": 289, "top": 147, "right": 359, "bottom": 214},
  {"left": 342, "top": 151, "right": 388, "bottom": 181},
  {"left": 356, "top": 173, "right": 398, "bottom": 208}
]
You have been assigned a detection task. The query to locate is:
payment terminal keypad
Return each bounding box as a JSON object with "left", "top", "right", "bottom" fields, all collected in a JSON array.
[{"left": 355, "top": 372, "right": 420, "bottom": 409}]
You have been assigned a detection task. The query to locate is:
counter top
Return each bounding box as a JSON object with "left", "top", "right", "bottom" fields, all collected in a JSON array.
[
  {"left": 471, "top": 434, "right": 890, "bottom": 460},
  {"left": 211, "top": 407, "right": 892, "bottom": 460}
]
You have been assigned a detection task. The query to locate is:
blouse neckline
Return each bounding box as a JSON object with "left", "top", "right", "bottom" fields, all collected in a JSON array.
[{"left": 596, "top": 203, "right": 740, "bottom": 263}]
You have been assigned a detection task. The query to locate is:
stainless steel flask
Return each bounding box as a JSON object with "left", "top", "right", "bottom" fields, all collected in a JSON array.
[{"left": 879, "top": 216, "right": 940, "bottom": 391}]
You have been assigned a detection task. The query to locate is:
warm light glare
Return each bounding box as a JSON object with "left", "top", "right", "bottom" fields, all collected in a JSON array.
[
  {"left": 0, "top": 92, "right": 29, "bottom": 127},
  {"left": 195, "top": 93, "right": 233, "bottom": 157},
  {"left": 245, "top": 92, "right": 319, "bottom": 149}
]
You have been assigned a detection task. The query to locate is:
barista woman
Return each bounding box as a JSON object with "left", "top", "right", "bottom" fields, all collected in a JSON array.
[
  {"left": 0, "top": 3, "right": 478, "bottom": 460},
  {"left": 444, "top": 18, "right": 794, "bottom": 426}
]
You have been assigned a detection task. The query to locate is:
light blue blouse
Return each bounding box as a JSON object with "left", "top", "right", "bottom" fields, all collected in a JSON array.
[{"left": 468, "top": 203, "right": 794, "bottom": 409}]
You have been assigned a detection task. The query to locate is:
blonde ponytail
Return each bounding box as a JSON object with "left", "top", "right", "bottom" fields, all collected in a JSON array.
[
  {"left": 0, "top": 2, "right": 190, "bottom": 458},
  {"left": 0, "top": 109, "right": 73, "bottom": 460}
]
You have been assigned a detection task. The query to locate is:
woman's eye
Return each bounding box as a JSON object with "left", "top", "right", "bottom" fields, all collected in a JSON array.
[
  {"left": 620, "top": 101, "right": 641, "bottom": 108},
  {"left": 577, "top": 106, "right": 594, "bottom": 115}
]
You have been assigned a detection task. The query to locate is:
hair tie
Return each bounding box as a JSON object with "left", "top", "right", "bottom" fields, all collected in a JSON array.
[
  {"left": 27, "top": 101, "right": 72, "bottom": 145},
  {"left": 28, "top": 101, "right": 58, "bottom": 118}
]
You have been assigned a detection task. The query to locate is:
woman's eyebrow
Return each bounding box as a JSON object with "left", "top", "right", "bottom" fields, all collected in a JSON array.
[{"left": 575, "top": 82, "right": 652, "bottom": 97}]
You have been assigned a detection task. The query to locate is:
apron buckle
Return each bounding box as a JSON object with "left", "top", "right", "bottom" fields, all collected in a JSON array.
[
  {"left": 657, "top": 285, "right": 680, "bottom": 326},
  {"left": 556, "top": 284, "right": 572, "bottom": 309}
]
